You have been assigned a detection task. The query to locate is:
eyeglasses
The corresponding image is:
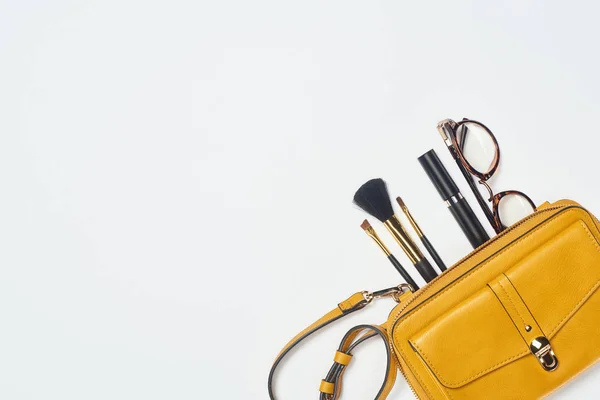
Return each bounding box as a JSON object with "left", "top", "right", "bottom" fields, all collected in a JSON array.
[{"left": 437, "top": 118, "right": 536, "bottom": 234}]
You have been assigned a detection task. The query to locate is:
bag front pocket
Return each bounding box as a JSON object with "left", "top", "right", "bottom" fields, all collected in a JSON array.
[{"left": 409, "top": 219, "right": 600, "bottom": 399}]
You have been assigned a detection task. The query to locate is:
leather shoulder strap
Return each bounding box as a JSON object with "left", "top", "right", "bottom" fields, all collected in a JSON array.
[{"left": 268, "top": 287, "right": 409, "bottom": 400}]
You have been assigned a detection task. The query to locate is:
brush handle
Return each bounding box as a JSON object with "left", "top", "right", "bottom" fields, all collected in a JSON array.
[
  {"left": 387, "top": 254, "right": 419, "bottom": 290},
  {"left": 421, "top": 236, "right": 446, "bottom": 272},
  {"left": 414, "top": 258, "right": 437, "bottom": 283}
]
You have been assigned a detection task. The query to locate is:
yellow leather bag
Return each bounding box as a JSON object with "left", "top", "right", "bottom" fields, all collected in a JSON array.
[{"left": 269, "top": 200, "right": 600, "bottom": 399}]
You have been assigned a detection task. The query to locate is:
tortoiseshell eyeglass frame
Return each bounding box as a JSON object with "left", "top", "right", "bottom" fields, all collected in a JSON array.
[{"left": 448, "top": 118, "right": 536, "bottom": 234}]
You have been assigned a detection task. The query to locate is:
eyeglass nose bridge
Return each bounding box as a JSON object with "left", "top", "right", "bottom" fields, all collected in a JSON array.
[{"left": 478, "top": 179, "right": 494, "bottom": 202}]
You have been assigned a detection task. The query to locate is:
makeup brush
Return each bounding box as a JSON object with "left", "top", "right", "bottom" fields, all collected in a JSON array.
[
  {"left": 360, "top": 219, "right": 419, "bottom": 289},
  {"left": 354, "top": 178, "right": 438, "bottom": 283},
  {"left": 396, "top": 197, "right": 447, "bottom": 272}
]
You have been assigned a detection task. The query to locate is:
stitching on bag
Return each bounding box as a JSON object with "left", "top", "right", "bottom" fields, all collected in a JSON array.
[
  {"left": 398, "top": 216, "right": 565, "bottom": 388},
  {"left": 548, "top": 281, "right": 600, "bottom": 337},
  {"left": 498, "top": 279, "right": 527, "bottom": 328},
  {"left": 394, "top": 209, "right": 583, "bottom": 390},
  {"left": 503, "top": 274, "right": 544, "bottom": 334},
  {"left": 411, "top": 340, "right": 529, "bottom": 387},
  {"left": 402, "top": 351, "right": 437, "bottom": 400},
  {"left": 546, "top": 221, "right": 600, "bottom": 337},
  {"left": 396, "top": 350, "right": 434, "bottom": 399},
  {"left": 401, "top": 213, "right": 600, "bottom": 388},
  {"left": 581, "top": 219, "right": 600, "bottom": 252},
  {"left": 395, "top": 210, "right": 574, "bottom": 334}
]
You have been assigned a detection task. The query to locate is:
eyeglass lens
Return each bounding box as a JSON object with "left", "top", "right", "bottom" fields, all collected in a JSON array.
[
  {"left": 457, "top": 122, "right": 497, "bottom": 175},
  {"left": 498, "top": 193, "right": 536, "bottom": 228},
  {"left": 458, "top": 122, "right": 535, "bottom": 229}
]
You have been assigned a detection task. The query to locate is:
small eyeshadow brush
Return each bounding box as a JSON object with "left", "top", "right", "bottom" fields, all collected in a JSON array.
[
  {"left": 360, "top": 219, "right": 419, "bottom": 289},
  {"left": 396, "top": 197, "right": 447, "bottom": 272},
  {"left": 354, "top": 178, "right": 438, "bottom": 283}
]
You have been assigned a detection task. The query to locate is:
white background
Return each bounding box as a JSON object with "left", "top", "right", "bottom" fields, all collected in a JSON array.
[{"left": 1, "top": 1, "right": 599, "bottom": 399}]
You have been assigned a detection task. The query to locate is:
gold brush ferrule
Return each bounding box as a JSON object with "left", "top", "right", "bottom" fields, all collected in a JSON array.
[
  {"left": 384, "top": 215, "right": 424, "bottom": 264},
  {"left": 396, "top": 197, "right": 424, "bottom": 238},
  {"left": 363, "top": 225, "right": 391, "bottom": 257}
]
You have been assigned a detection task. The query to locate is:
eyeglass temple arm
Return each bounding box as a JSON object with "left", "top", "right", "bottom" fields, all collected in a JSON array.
[
  {"left": 462, "top": 167, "right": 500, "bottom": 233},
  {"left": 439, "top": 121, "right": 500, "bottom": 234}
]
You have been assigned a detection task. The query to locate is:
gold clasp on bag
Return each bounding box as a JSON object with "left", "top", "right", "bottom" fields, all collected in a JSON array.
[
  {"left": 362, "top": 283, "right": 414, "bottom": 304},
  {"left": 530, "top": 336, "right": 558, "bottom": 372}
]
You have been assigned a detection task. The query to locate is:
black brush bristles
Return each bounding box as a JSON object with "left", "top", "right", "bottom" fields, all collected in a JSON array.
[{"left": 353, "top": 178, "right": 395, "bottom": 222}]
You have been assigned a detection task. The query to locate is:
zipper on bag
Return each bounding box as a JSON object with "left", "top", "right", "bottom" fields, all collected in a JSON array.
[{"left": 387, "top": 201, "right": 573, "bottom": 398}]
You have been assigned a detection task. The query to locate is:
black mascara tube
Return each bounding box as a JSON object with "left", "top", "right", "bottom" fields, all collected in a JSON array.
[{"left": 418, "top": 149, "right": 490, "bottom": 248}]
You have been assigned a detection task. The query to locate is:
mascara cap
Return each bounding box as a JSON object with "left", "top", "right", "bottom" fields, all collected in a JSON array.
[{"left": 418, "top": 149, "right": 459, "bottom": 201}]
